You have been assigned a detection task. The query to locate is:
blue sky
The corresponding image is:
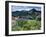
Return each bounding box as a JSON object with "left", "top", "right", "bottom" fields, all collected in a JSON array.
[{"left": 11, "top": 5, "right": 41, "bottom": 12}]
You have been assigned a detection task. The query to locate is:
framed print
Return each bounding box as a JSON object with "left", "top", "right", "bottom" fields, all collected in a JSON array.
[{"left": 5, "top": 1, "right": 45, "bottom": 36}]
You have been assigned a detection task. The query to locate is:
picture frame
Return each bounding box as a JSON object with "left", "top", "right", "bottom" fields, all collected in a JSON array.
[{"left": 5, "top": 1, "right": 45, "bottom": 36}]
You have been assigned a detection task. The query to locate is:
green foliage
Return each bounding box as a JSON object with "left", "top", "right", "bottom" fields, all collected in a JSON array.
[{"left": 12, "top": 20, "right": 41, "bottom": 31}]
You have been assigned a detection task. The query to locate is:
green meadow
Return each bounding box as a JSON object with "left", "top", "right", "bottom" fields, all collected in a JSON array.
[{"left": 12, "top": 20, "right": 41, "bottom": 31}]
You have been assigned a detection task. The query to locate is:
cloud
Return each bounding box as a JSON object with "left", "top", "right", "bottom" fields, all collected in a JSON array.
[{"left": 11, "top": 6, "right": 41, "bottom": 12}]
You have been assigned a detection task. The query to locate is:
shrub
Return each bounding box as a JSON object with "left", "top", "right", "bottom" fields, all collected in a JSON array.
[{"left": 12, "top": 20, "right": 41, "bottom": 31}]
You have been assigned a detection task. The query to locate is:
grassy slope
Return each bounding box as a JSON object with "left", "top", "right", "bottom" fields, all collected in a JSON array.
[{"left": 12, "top": 20, "right": 41, "bottom": 31}]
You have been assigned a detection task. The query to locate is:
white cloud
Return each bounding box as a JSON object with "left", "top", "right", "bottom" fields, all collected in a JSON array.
[{"left": 11, "top": 6, "right": 41, "bottom": 12}]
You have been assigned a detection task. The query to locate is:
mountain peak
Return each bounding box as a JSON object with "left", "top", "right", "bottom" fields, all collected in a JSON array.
[{"left": 30, "top": 8, "right": 36, "bottom": 12}]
